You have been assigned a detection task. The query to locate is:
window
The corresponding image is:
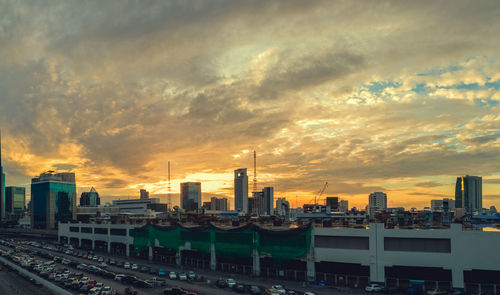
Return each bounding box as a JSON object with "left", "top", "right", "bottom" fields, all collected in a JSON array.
[
  {"left": 384, "top": 238, "right": 451, "bottom": 253},
  {"left": 69, "top": 226, "right": 79, "bottom": 233},
  {"left": 110, "top": 228, "right": 127, "bottom": 236},
  {"left": 81, "top": 227, "right": 92, "bottom": 233},
  {"left": 315, "top": 236, "right": 369, "bottom": 250},
  {"left": 94, "top": 228, "right": 108, "bottom": 235}
]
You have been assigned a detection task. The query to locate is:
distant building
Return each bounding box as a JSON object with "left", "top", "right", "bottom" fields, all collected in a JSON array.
[
  {"left": 275, "top": 198, "right": 290, "bottom": 218},
  {"left": 112, "top": 198, "right": 167, "bottom": 215},
  {"left": 5, "top": 186, "right": 25, "bottom": 222},
  {"left": 31, "top": 171, "right": 77, "bottom": 229},
  {"left": 369, "top": 192, "right": 387, "bottom": 215},
  {"left": 80, "top": 187, "right": 100, "bottom": 207},
  {"left": 262, "top": 187, "right": 274, "bottom": 215},
  {"left": 455, "top": 175, "right": 482, "bottom": 212},
  {"left": 0, "top": 134, "right": 5, "bottom": 220},
  {"left": 76, "top": 205, "right": 120, "bottom": 222},
  {"left": 326, "top": 197, "right": 339, "bottom": 211},
  {"left": 181, "top": 182, "right": 201, "bottom": 211},
  {"left": 210, "top": 197, "right": 228, "bottom": 211},
  {"left": 234, "top": 168, "right": 248, "bottom": 213},
  {"left": 140, "top": 189, "right": 149, "bottom": 200},
  {"left": 431, "top": 198, "right": 455, "bottom": 211},
  {"left": 339, "top": 200, "right": 349, "bottom": 212}
]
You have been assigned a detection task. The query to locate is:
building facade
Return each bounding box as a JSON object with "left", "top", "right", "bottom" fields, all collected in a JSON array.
[
  {"left": 31, "top": 172, "right": 77, "bottom": 229},
  {"left": 80, "top": 187, "right": 100, "bottom": 207},
  {"left": 180, "top": 182, "right": 201, "bottom": 211},
  {"left": 112, "top": 198, "right": 167, "bottom": 215},
  {"left": 369, "top": 192, "right": 387, "bottom": 215},
  {"left": 5, "top": 186, "right": 25, "bottom": 221},
  {"left": 262, "top": 187, "right": 274, "bottom": 215},
  {"left": 455, "top": 175, "right": 482, "bottom": 212},
  {"left": 431, "top": 198, "right": 456, "bottom": 212},
  {"left": 210, "top": 197, "right": 228, "bottom": 211},
  {"left": 234, "top": 168, "right": 248, "bottom": 213},
  {"left": 140, "top": 189, "right": 149, "bottom": 200},
  {"left": 326, "top": 197, "right": 339, "bottom": 211},
  {"left": 0, "top": 133, "right": 5, "bottom": 220},
  {"left": 339, "top": 200, "right": 349, "bottom": 212}
]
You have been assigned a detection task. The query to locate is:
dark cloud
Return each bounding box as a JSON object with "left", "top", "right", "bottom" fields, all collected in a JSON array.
[{"left": 414, "top": 181, "right": 443, "bottom": 188}]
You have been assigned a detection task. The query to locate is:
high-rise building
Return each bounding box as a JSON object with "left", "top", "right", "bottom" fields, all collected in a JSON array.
[
  {"left": 210, "top": 197, "right": 228, "bottom": 211},
  {"left": 180, "top": 182, "right": 201, "bottom": 211},
  {"left": 368, "top": 192, "right": 387, "bottom": 215},
  {"left": 455, "top": 175, "right": 482, "bottom": 212},
  {"left": 80, "top": 187, "right": 100, "bottom": 207},
  {"left": 0, "top": 131, "right": 5, "bottom": 220},
  {"left": 31, "top": 171, "right": 77, "bottom": 229},
  {"left": 431, "top": 198, "right": 455, "bottom": 211},
  {"left": 5, "top": 186, "right": 25, "bottom": 221},
  {"left": 234, "top": 168, "right": 248, "bottom": 213},
  {"left": 326, "top": 197, "right": 339, "bottom": 211},
  {"left": 275, "top": 198, "right": 290, "bottom": 217},
  {"left": 140, "top": 189, "right": 149, "bottom": 200},
  {"left": 339, "top": 200, "right": 349, "bottom": 212},
  {"left": 262, "top": 187, "right": 274, "bottom": 215}
]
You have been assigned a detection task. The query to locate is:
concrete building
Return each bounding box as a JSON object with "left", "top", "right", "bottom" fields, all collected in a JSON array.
[
  {"left": 431, "top": 198, "right": 456, "bottom": 211},
  {"left": 210, "top": 197, "right": 228, "bottom": 211},
  {"left": 5, "top": 186, "right": 25, "bottom": 222},
  {"left": 59, "top": 222, "right": 500, "bottom": 291},
  {"left": 339, "top": 200, "right": 349, "bottom": 212},
  {"left": 112, "top": 198, "right": 167, "bottom": 215},
  {"left": 76, "top": 205, "right": 120, "bottom": 222},
  {"left": 31, "top": 171, "right": 77, "bottom": 229},
  {"left": 326, "top": 197, "right": 339, "bottom": 211},
  {"left": 180, "top": 182, "right": 201, "bottom": 211},
  {"left": 262, "top": 187, "right": 274, "bottom": 215},
  {"left": 0, "top": 133, "right": 5, "bottom": 220},
  {"left": 234, "top": 168, "right": 248, "bottom": 213},
  {"left": 80, "top": 187, "right": 100, "bottom": 207},
  {"left": 275, "top": 198, "right": 290, "bottom": 218},
  {"left": 455, "top": 175, "right": 482, "bottom": 212},
  {"left": 369, "top": 192, "right": 387, "bottom": 215},
  {"left": 140, "top": 189, "right": 149, "bottom": 200}
]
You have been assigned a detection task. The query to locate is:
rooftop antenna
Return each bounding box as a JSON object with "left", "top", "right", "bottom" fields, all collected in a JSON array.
[
  {"left": 253, "top": 150, "right": 257, "bottom": 192},
  {"left": 168, "top": 160, "right": 172, "bottom": 209}
]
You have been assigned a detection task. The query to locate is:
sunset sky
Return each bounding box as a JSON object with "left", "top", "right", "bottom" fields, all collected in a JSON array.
[{"left": 1, "top": 0, "right": 500, "bottom": 210}]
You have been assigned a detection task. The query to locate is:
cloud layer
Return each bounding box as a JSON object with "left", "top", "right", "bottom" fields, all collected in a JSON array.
[{"left": 1, "top": 0, "right": 500, "bottom": 209}]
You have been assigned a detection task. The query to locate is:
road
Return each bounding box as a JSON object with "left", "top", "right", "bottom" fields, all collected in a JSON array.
[{"left": 0, "top": 264, "right": 53, "bottom": 295}]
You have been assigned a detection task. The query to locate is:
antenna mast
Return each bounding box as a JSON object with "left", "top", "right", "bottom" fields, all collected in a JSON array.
[
  {"left": 168, "top": 161, "right": 171, "bottom": 209},
  {"left": 253, "top": 150, "right": 257, "bottom": 192}
]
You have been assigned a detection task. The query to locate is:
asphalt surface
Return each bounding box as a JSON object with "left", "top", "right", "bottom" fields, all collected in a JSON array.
[{"left": 0, "top": 264, "right": 54, "bottom": 295}]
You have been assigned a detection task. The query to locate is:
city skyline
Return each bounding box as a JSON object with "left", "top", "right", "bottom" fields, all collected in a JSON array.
[{"left": 1, "top": 1, "right": 500, "bottom": 210}]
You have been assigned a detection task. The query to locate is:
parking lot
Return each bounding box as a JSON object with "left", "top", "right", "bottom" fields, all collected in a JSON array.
[{"left": 0, "top": 237, "right": 340, "bottom": 295}]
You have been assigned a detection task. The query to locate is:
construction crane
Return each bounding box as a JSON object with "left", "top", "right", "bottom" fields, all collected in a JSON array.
[{"left": 314, "top": 182, "right": 328, "bottom": 205}]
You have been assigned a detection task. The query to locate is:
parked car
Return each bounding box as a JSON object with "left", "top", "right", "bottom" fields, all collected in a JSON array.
[
  {"left": 163, "top": 287, "right": 186, "bottom": 295},
  {"left": 178, "top": 272, "right": 187, "bottom": 281},
  {"left": 168, "top": 271, "right": 177, "bottom": 279},
  {"left": 131, "top": 263, "right": 138, "bottom": 270},
  {"left": 248, "top": 285, "right": 263, "bottom": 295},
  {"left": 125, "top": 287, "right": 138, "bottom": 295},
  {"left": 427, "top": 289, "right": 449, "bottom": 295},
  {"left": 124, "top": 262, "right": 131, "bottom": 269},
  {"left": 101, "top": 286, "right": 112, "bottom": 295},
  {"left": 140, "top": 265, "right": 149, "bottom": 273},
  {"left": 158, "top": 268, "right": 166, "bottom": 276},
  {"left": 115, "top": 274, "right": 126, "bottom": 281},
  {"left": 366, "top": 284, "right": 384, "bottom": 292},
  {"left": 133, "top": 280, "right": 153, "bottom": 288},
  {"left": 224, "top": 278, "right": 236, "bottom": 288},
  {"left": 271, "top": 285, "right": 286, "bottom": 295},
  {"left": 188, "top": 271, "right": 196, "bottom": 280},
  {"left": 233, "top": 283, "right": 246, "bottom": 293},
  {"left": 216, "top": 278, "right": 228, "bottom": 288}
]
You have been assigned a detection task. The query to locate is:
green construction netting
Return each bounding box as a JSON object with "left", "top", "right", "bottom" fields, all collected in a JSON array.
[{"left": 130, "top": 223, "right": 311, "bottom": 260}]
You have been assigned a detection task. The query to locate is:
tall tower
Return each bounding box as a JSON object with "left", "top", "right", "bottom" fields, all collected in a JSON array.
[
  {"left": 167, "top": 161, "right": 171, "bottom": 209},
  {"left": 253, "top": 151, "right": 257, "bottom": 192},
  {"left": 0, "top": 130, "right": 5, "bottom": 221},
  {"left": 455, "top": 175, "right": 482, "bottom": 212},
  {"left": 234, "top": 168, "right": 248, "bottom": 213}
]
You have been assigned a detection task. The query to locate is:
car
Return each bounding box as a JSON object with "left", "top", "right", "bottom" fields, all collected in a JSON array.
[
  {"left": 100, "top": 262, "right": 108, "bottom": 267},
  {"left": 233, "top": 283, "right": 246, "bottom": 293},
  {"left": 147, "top": 277, "right": 167, "bottom": 287},
  {"left": 248, "top": 285, "right": 263, "bottom": 295},
  {"left": 179, "top": 272, "right": 188, "bottom": 281},
  {"left": 88, "top": 287, "right": 100, "bottom": 295},
  {"left": 216, "top": 278, "right": 228, "bottom": 288},
  {"left": 131, "top": 263, "right": 138, "bottom": 270},
  {"left": 366, "top": 284, "right": 384, "bottom": 292},
  {"left": 265, "top": 289, "right": 280, "bottom": 295},
  {"left": 109, "top": 259, "right": 116, "bottom": 265},
  {"left": 81, "top": 276, "right": 89, "bottom": 284},
  {"left": 168, "top": 271, "right": 177, "bottom": 279},
  {"left": 188, "top": 271, "right": 196, "bottom": 280},
  {"left": 121, "top": 276, "right": 139, "bottom": 285},
  {"left": 124, "top": 262, "right": 131, "bottom": 269},
  {"left": 115, "top": 274, "right": 126, "bottom": 281},
  {"left": 158, "top": 268, "right": 166, "bottom": 276},
  {"left": 163, "top": 287, "right": 186, "bottom": 295},
  {"left": 140, "top": 265, "right": 149, "bottom": 273},
  {"left": 226, "top": 278, "right": 236, "bottom": 288},
  {"left": 93, "top": 256, "right": 99, "bottom": 261},
  {"left": 98, "top": 257, "right": 104, "bottom": 262},
  {"left": 133, "top": 280, "right": 153, "bottom": 288},
  {"left": 101, "top": 286, "right": 112, "bottom": 295},
  {"left": 303, "top": 292, "right": 316, "bottom": 295},
  {"left": 271, "top": 285, "right": 286, "bottom": 295},
  {"left": 87, "top": 279, "right": 97, "bottom": 288},
  {"left": 116, "top": 261, "right": 124, "bottom": 267},
  {"left": 125, "top": 287, "right": 138, "bottom": 295},
  {"left": 80, "top": 284, "right": 91, "bottom": 293}
]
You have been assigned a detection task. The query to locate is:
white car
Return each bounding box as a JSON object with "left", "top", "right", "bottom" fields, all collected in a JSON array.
[
  {"left": 101, "top": 286, "right": 112, "bottom": 295},
  {"left": 131, "top": 263, "right": 138, "bottom": 270},
  {"left": 169, "top": 271, "right": 177, "bottom": 279},
  {"left": 226, "top": 278, "right": 236, "bottom": 288},
  {"left": 100, "top": 262, "right": 107, "bottom": 268},
  {"left": 88, "top": 288, "right": 100, "bottom": 295},
  {"left": 114, "top": 274, "right": 125, "bottom": 281},
  {"left": 365, "top": 284, "right": 384, "bottom": 292},
  {"left": 304, "top": 292, "right": 316, "bottom": 295},
  {"left": 271, "top": 285, "right": 286, "bottom": 295},
  {"left": 179, "top": 273, "right": 187, "bottom": 281},
  {"left": 80, "top": 277, "right": 89, "bottom": 284},
  {"left": 124, "top": 262, "right": 131, "bottom": 269}
]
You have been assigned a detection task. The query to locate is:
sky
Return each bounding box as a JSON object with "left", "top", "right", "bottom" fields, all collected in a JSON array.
[{"left": 1, "top": 0, "right": 500, "bottom": 210}]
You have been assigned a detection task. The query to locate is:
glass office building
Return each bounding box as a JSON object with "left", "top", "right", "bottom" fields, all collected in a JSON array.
[
  {"left": 5, "top": 186, "right": 25, "bottom": 221},
  {"left": 80, "top": 187, "right": 100, "bottom": 206},
  {"left": 31, "top": 172, "right": 77, "bottom": 229}
]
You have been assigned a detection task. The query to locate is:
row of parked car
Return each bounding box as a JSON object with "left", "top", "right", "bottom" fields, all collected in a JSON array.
[{"left": 214, "top": 278, "right": 315, "bottom": 295}]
